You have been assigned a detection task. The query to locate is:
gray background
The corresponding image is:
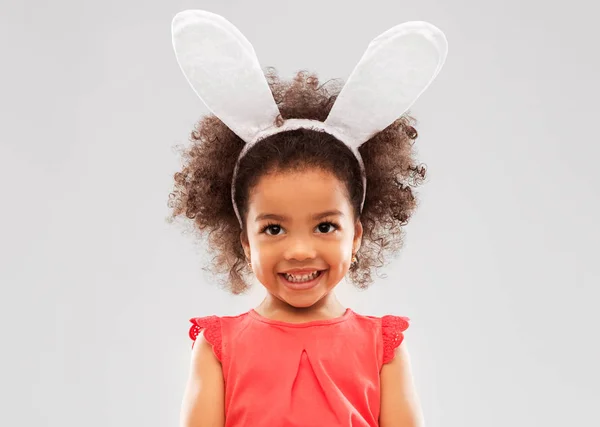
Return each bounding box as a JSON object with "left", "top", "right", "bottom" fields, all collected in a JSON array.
[{"left": 1, "top": 0, "right": 598, "bottom": 426}]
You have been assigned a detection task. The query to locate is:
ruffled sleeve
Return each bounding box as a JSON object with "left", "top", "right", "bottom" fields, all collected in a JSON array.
[
  {"left": 189, "top": 316, "right": 222, "bottom": 361},
  {"left": 381, "top": 315, "right": 410, "bottom": 364}
]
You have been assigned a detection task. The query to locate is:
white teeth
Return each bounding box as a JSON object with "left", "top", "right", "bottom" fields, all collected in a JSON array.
[{"left": 283, "top": 271, "right": 320, "bottom": 282}]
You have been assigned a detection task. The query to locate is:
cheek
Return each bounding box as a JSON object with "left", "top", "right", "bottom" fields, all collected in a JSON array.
[
  {"left": 250, "top": 243, "right": 277, "bottom": 271},
  {"left": 322, "top": 240, "right": 353, "bottom": 269}
]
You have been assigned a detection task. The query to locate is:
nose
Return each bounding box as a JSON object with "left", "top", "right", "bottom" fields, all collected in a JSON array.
[{"left": 282, "top": 233, "right": 318, "bottom": 262}]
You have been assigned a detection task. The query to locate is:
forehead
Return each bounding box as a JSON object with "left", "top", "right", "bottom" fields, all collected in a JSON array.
[{"left": 248, "top": 169, "right": 351, "bottom": 219}]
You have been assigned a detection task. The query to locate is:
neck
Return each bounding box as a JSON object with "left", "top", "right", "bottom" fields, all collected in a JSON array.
[{"left": 256, "top": 292, "right": 346, "bottom": 322}]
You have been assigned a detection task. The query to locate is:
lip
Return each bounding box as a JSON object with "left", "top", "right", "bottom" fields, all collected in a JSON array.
[
  {"left": 281, "top": 268, "right": 324, "bottom": 275},
  {"left": 278, "top": 270, "right": 326, "bottom": 291}
]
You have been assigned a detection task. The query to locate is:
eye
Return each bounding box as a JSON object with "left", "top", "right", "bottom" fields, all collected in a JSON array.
[
  {"left": 316, "top": 221, "right": 339, "bottom": 234},
  {"left": 260, "top": 222, "right": 283, "bottom": 236},
  {"left": 259, "top": 221, "right": 340, "bottom": 236}
]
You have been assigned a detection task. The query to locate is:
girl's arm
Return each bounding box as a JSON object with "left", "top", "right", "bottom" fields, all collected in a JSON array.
[
  {"left": 180, "top": 331, "right": 225, "bottom": 427},
  {"left": 379, "top": 341, "right": 425, "bottom": 427}
]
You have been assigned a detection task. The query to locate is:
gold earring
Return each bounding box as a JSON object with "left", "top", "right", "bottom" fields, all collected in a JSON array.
[{"left": 351, "top": 254, "right": 357, "bottom": 265}]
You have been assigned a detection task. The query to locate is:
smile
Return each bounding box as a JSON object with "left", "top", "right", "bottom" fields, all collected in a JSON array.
[
  {"left": 283, "top": 271, "right": 320, "bottom": 282},
  {"left": 278, "top": 270, "right": 325, "bottom": 291}
]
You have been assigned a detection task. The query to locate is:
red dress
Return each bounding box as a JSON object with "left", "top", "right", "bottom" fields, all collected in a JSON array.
[{"left": 188, "top": 308, "right": 410, "bottom": 427}]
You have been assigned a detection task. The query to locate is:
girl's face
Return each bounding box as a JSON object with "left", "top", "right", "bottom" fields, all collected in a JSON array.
[{"left": 241, "top": 168, "right": 363, "bottom": 309}]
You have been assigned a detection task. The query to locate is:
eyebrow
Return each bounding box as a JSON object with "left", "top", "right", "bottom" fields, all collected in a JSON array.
[{"left": 255, "top": 209, "right": 345, "bottom": 222}]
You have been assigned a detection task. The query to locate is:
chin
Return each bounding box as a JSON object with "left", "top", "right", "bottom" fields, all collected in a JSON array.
[
  {"left": 281, "top": 296, "right": 321, "bottom": 308},
  {"left": 278, "top": 287, "right": 331, "bottom": 309}
]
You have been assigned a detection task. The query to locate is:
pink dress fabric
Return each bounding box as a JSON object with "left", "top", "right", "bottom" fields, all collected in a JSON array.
[{"left": 189, "top": 308, "right": 410, "bottom": 427}]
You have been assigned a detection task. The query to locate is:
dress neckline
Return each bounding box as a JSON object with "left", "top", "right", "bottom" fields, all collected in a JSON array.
[{"left": 248, "top": 307, "right": 353, "bottom": 327}]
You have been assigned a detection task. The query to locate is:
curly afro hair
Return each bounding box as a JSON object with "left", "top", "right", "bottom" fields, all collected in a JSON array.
[{"left": 168, "top": 68, "right": 427, "bottom": 295}]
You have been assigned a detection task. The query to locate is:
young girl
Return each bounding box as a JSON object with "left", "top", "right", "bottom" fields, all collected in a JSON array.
[{"left": 169, "top": 10, "right": 447, "bottom": 427}]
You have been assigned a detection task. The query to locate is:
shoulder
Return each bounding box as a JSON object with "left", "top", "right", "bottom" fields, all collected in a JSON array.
[
  {"left": 190, "top": 329, "right": 221, "bottom": 367},
  {"left": 380, "top": 314, "right": 410, "bottom": 364},
  {"left": 352, "top": 310, "right": 410, "bottom": 333},
  {"left": 189, "top": 311, "right": 250, "bottom": 334},
  {"left": 188, "top": 311, "right": 251, "bottom": 361},
  {"left": 352, "top": 311, "right": 411, "bottom": 365},
  {"left": 354, "top": 311, "right": 410, "bottom": 330}
]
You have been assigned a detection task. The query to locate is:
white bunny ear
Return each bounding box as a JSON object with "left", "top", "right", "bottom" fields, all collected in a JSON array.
[
  {"left": 325, "top": 21, "right": 448, "bottom": 149},
  {"left": 171, "top": 10, "right": 281, "bottom": 143}
]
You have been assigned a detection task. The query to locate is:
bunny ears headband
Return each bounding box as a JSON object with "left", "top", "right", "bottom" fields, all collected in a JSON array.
[{"left": 171, "top": 10, "right": 448, "bottom": 226}]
